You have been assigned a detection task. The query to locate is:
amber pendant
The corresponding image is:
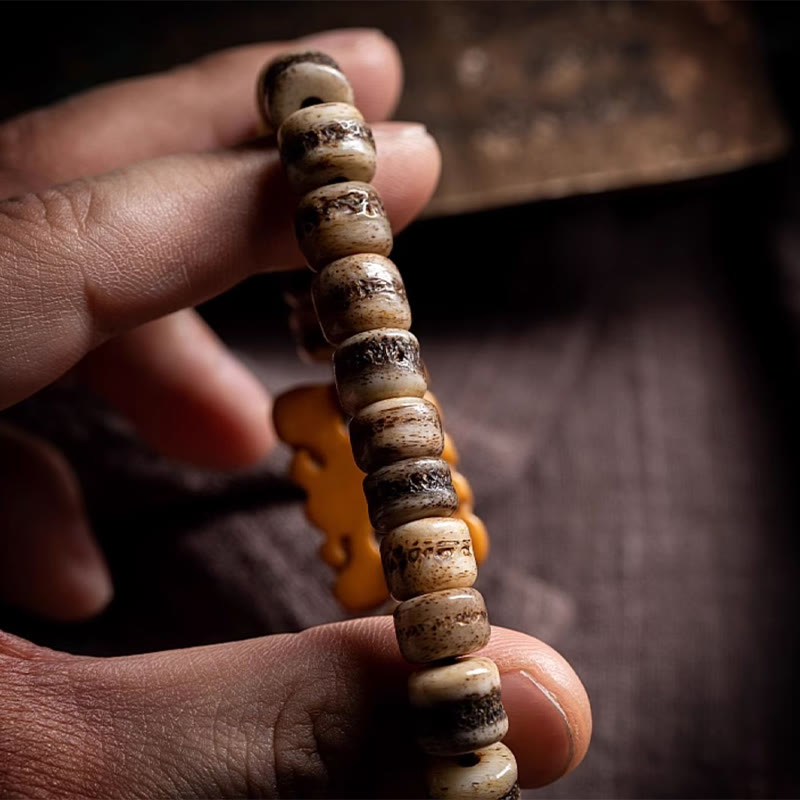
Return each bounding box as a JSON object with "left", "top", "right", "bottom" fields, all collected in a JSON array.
[{"left": 273, "top": 383, "right": 488, "bottom": 612}]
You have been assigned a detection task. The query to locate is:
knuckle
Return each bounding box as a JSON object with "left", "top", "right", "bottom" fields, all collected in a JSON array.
[
  {"left": 0, "top": 179, "right": 123, "bottom": 345},
  {"left": 271, "top": 667, "right": 360, "bottom": 798},
  {"left": 0, "top": 180, "right": 100, "bottom": 259}
]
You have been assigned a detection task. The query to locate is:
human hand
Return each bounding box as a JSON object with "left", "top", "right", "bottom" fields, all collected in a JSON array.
[{"left": 0, "top": 29, "right": 591, "bottom": 796}]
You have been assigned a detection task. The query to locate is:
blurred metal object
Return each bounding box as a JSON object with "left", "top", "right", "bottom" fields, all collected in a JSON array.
[{"left": 393, "top": 1, "right": 789, "bottom": 216}]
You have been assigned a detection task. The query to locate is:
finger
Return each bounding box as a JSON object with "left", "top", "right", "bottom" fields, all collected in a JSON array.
[
  {"left": 3, "top": 619, "right": 589, "bottom": 797},
  {"left": 0, "top": 122, "right": 440, "bottom": 410},
  {"left": 0, "top": 29, "right": 402, "bottom": 195},
  {"left": 0, "top": 424, "right": 112, "bottom": 621},
  {"left": 490, "top": 626, "right": 592, "bottom": 787},
  {"left": 81, "top": 309, "right": 273, "bottom": 469}
]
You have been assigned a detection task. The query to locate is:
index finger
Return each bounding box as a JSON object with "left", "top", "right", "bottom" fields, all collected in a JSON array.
[{"left": 0, "top": 28, "right": 402, "bottom": 194}]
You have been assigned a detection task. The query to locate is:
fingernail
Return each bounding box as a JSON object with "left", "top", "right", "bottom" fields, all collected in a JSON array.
[
  {"left": 298, "top": 28, "right": 387, "bottom": 51},
  {"left": 377, "top": 121, "right": 430, "bottom": 139},
  {"left": 501, "top": 669, "right": 574, "bottom": 788}
]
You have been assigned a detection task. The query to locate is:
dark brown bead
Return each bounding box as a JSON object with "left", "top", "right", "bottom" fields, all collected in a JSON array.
[
  {"left": 334, "top": 329, "right": 426, "bottom": 416},
  {"left": 363, "top": 456, "right": 457, "bottom": 533}
]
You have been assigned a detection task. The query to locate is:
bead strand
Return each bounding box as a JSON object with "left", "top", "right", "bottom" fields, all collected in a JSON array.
[{"left": 258, "top": 51, "right": 519, "bottom": 800}]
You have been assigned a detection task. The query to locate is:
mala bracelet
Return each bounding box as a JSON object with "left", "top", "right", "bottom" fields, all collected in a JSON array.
[{"left": 257, "top": 51, "right": 519, "bottom": 800}]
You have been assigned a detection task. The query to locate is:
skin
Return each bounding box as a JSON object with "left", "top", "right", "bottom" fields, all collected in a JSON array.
[{"left": 0, "top": 29, "right": 592, "bottom": 797}]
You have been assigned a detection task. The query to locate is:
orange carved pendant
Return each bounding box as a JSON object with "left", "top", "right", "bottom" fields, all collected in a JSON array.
[{"left": 273, "top": 383, "right": 488, "bottom": 612}]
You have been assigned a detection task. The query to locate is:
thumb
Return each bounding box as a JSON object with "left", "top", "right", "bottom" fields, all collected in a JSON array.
[{"left": 2, "top": 619, "right": 590, "bottom": 798}]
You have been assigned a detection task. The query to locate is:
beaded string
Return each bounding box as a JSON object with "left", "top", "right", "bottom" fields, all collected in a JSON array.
[{"left": 258, "top": 51, "right": 520, "bottom": 800}]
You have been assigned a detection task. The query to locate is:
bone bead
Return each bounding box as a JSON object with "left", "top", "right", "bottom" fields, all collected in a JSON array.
[
  {"left": 350, "top": 397, "right": 442, "bottom": 473},
  {"left": 312, "top": 254, "right": 411, "bottom": 345},
  {"left": 410, "top": 657, "right": 508, "bottom": 756},
  {"left": 295, "top": 181, "right": 393, "bottom": 271},
  {"left": 364, "top": 456, "right": 457, "bottom": 533},
  {"left": 278, "top": 103, "right": 377, "bottom": 194},
  {"left": 426, "top": 743, "right": 519, "bottom": 800},
  {"left": 334, "top": 329, "right": 426, "bottom": 416},
  {"left": 258, "top": 51, "right": 354, "bottom": 129},
  {"left": 381, "top": 517, "right": 476, "bottom": 600},
  {"left": 394, "top": 587, "right": 490, "bottom": 664}
]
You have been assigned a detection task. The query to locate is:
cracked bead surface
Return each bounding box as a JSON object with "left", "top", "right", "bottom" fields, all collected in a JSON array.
[
  {"left": 278, "top": 102, "right": 377, "bottom": 195},
  {"left": 410, "top": 656, "right": 508, "bottom": 756},
  {"left": 364, "top": 456, "right": 457, "bottom": 533},
  {"left": 258, "top": 51, "right": 354, "bottom": 129},
  {"left": 334, "top": 329, "right": 426, "bottom": 416},
  {"left": 426, "top": 742, "right": 519, "bottom": 799},
  {"left": 381, "top": 517, "right": 476, "bottom": 600},
  {"left": 312, "top": 254, "right": 411, "bottom": 345},
  {"left": 350, "top": 396, "right": 442, "bottom": 473},
  {"left": 295, "top": 181, "right": 393, "bottom": 270},
  {"left": 394, "top": 587, "right": 490, "bottom": 664}
]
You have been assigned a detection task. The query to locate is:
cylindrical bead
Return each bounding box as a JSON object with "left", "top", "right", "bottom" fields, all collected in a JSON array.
[
  {"left": 258, "top": 51, "right": 354, "bottom": 129},
  {"left": 381, "top": 517, "right": 476, "bottom": 600},
  {"left": 350, "top": 396, "right": 442, "bottom": 473},
  {"left": 409, "top": 657, "right": 508, "bottom": 756},
  {"left": 394, "top": 587, "right": 490, "bottom": 664},
  {"left": 334, "top": 329, "right": 426, "bottom": 416},
  {"left": 312, "top": 254, "right": 411, "bottom": 345},
  {"left": 364, "top": 456, "right": 457, "bottom": 533},
  {"left": 426, "top": 743, "right": 519, "bottom": 800},
  {"left": 295, "top": 181, "right": 393, "bottom": 270},
  {"left": 278, "top": 102, "right": 376, "bottom": 195}
]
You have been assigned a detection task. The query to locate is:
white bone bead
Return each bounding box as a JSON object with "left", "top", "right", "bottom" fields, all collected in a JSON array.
[
  {"left": 381, "top": 517, "right": 476, "bottom": 600},
  {"left": 258, "top": 51, "right": 354, "bottom": 129},
  {"left": 394, "top": 587, "right": 490, "bottom": 664},
  {"left": 350, "top": 397, "right": 442, "bottom": 473},
  {"left": 295, "top": 181, "right": 393, "bottom": 271},
  {"left": 312, "top": 254, "right": 410, "bottom": 345},
  {"left": 364, "top": 457, "right": 457, "bottom": 534},
  {"left": 409, "top": 657, "right": 508, "bottom": 756},
  {"left": 278, "top": 102, "right": 376, "bottom": 195},
  {"left": 426, "top": 743, "right": 519, "bottom": 800},
  {"left": 333, "top": 329, "right": 426, "bottom": 416}
]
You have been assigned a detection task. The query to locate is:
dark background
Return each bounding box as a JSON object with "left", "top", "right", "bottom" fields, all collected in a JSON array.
[{"left": 3, "top": 2, "right": 800, "bottom": 798}]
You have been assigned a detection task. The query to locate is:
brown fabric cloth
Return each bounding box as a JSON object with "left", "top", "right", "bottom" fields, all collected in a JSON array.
[{"left": 5, "top": 162, "right": 800, "bottom": 798}]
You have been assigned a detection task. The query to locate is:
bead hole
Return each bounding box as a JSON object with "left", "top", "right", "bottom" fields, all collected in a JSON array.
[
  {"left": 456, "top": 753, "right": 481, "bottom": 768},
  {"left": 301, "top": 96, "right": 323, "bottom": 108}
]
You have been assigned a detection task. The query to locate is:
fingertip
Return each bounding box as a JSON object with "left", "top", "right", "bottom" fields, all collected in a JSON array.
[
  {"left": 500, "top": 670, "right": 575, "bottom": 788},
  {"left": 373, "top": 122, "right": 441, "bottom": 232},
  {"left": 84, "top": 311, "right": 275, "bottom": 471},
  {"left": 484, "top": 627, "right": 592, "bottom": 788},
  {"left": 49, "top": 540, "right": 114, "bottom": 622},
  {"left": 0, "top": 424, "right": 114, "bottom": 623},
  {"left": 199, "top": 350, "right": 276, "bottom": 468},
  {"left": 133, "top": 342, "right": 275, "bottom": 471}
]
